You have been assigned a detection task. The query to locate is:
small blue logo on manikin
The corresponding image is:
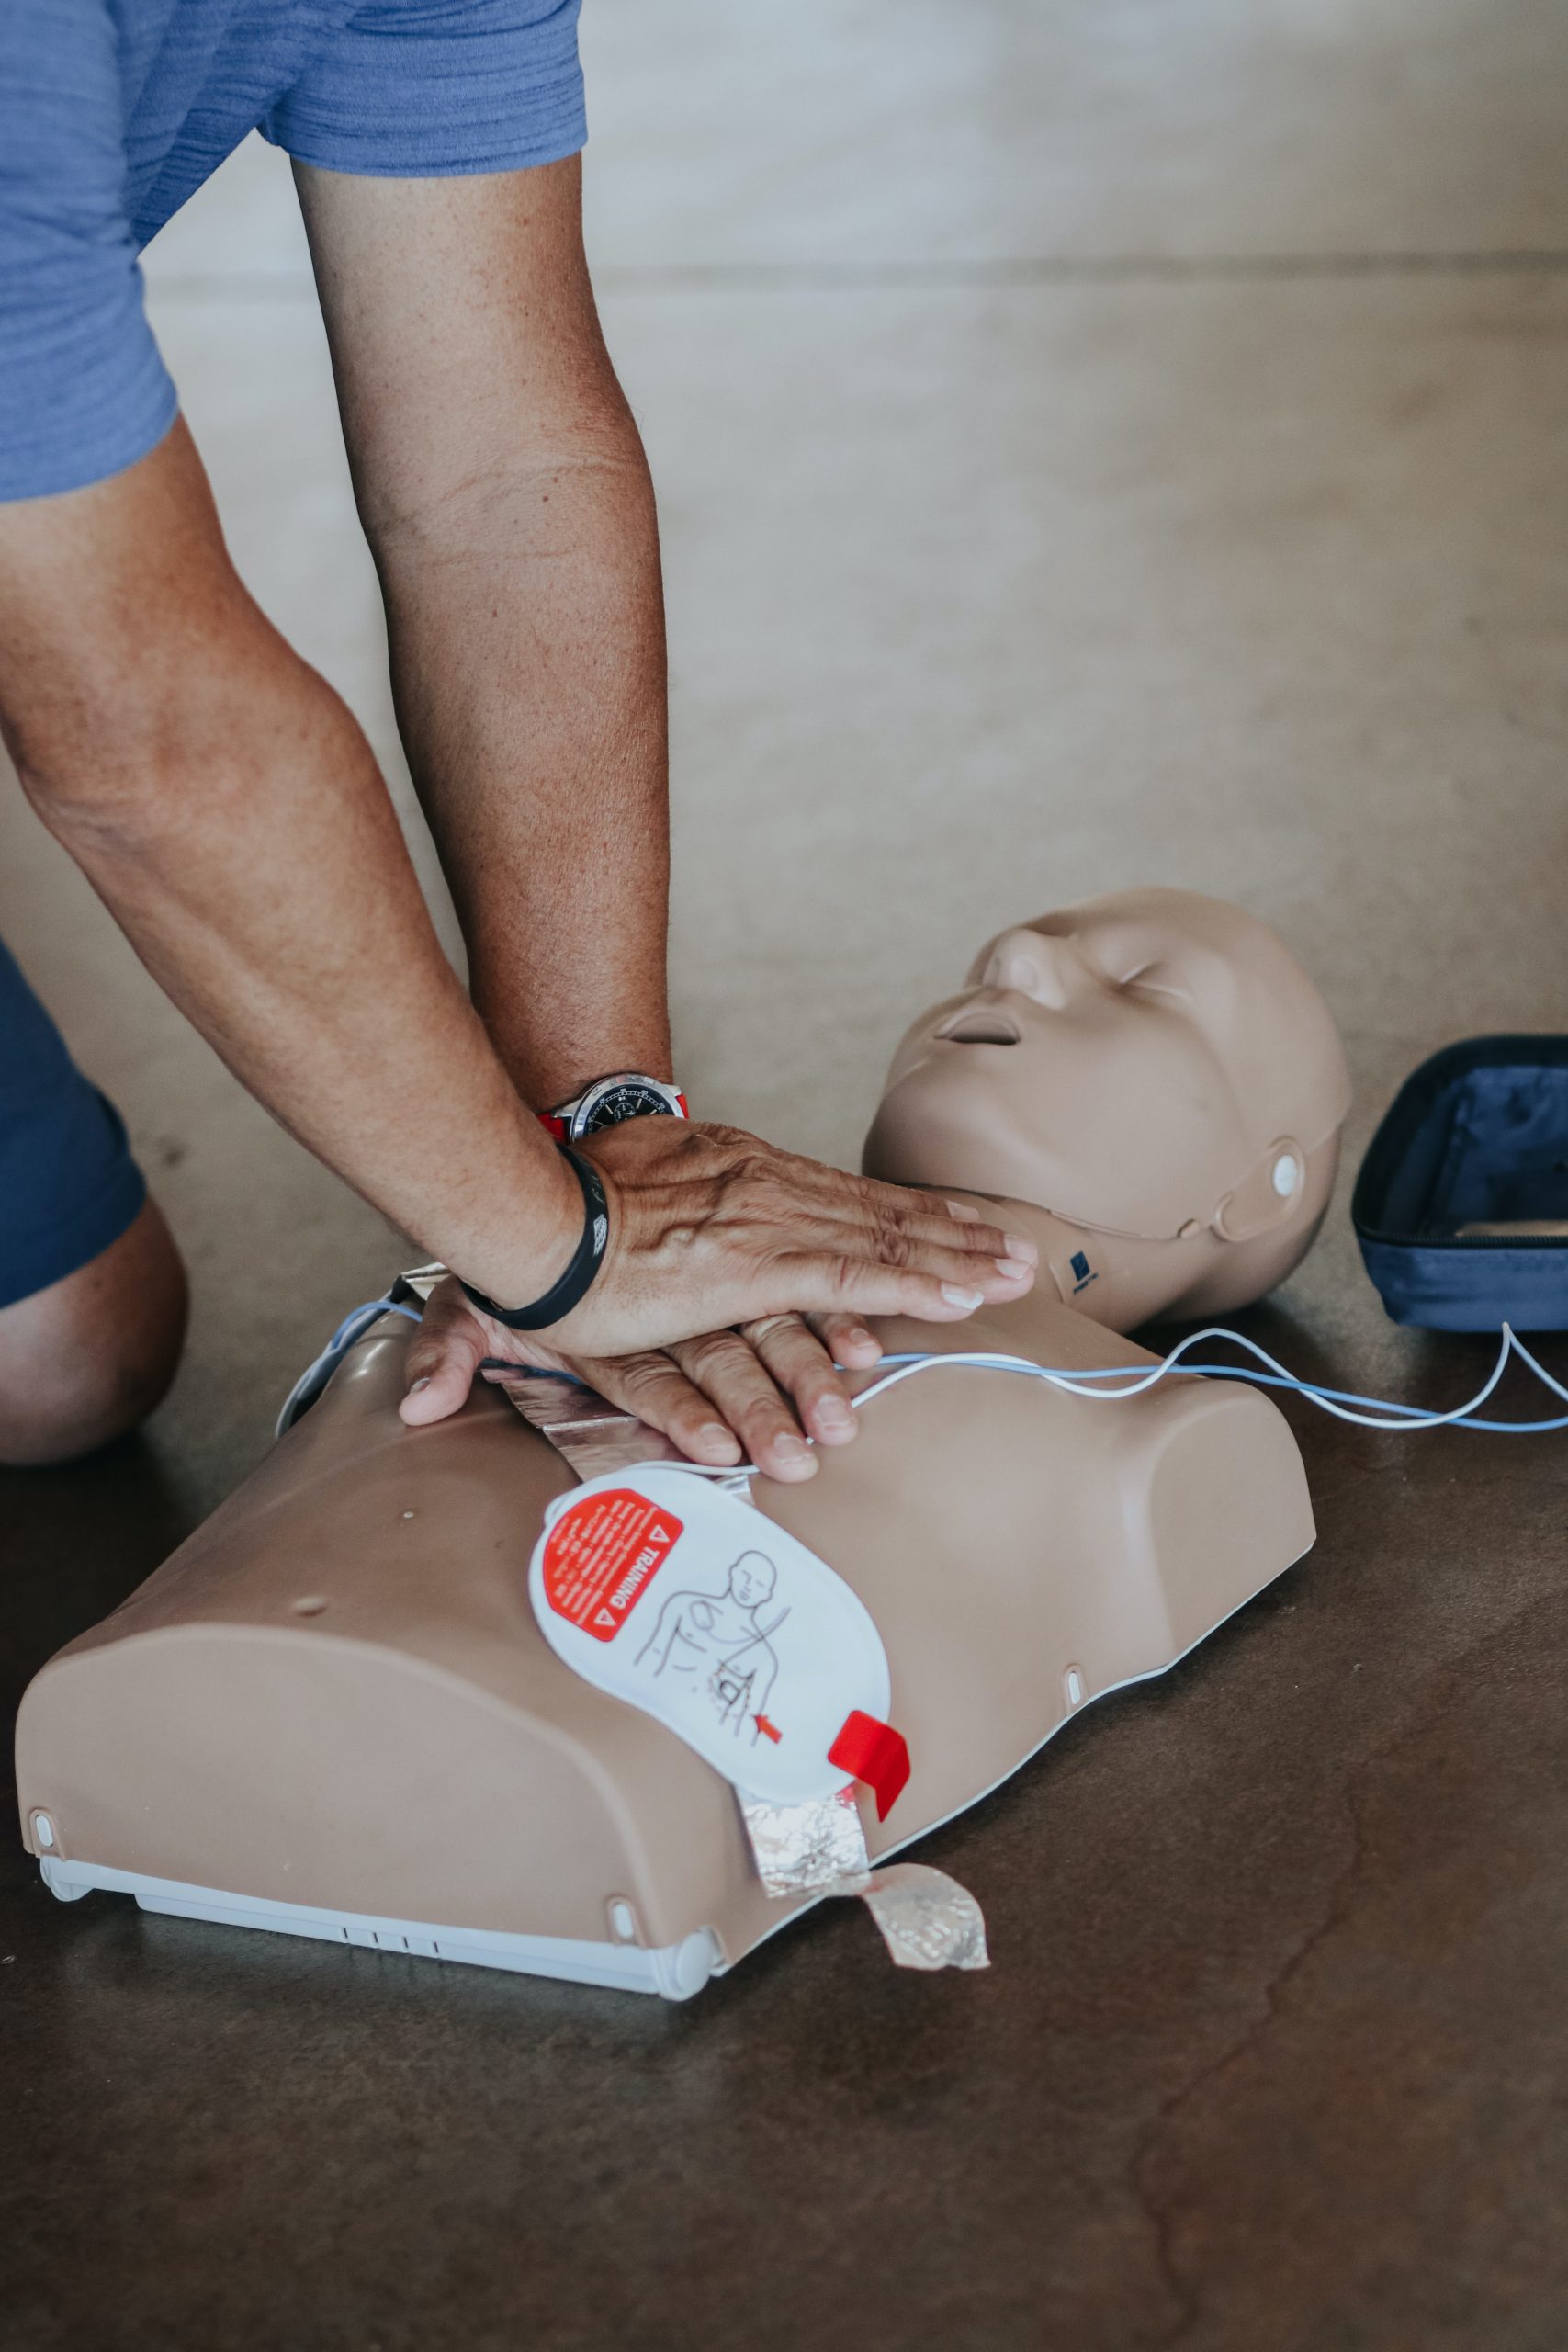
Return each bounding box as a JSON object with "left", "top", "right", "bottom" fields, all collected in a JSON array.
[{"left": 1069, "top": 1249, "right": 1098, "bottom": 1294}]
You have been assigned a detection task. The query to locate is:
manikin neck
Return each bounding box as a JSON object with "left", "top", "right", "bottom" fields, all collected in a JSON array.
[{"left": 929, "top": 1190, "right": 1212, "bottom": 1335}]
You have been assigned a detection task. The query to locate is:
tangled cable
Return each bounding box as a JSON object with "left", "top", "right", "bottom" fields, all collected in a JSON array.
[
  {"left": 279, "top": 1301, "right": 1568, "bottom": 1454},
  {"left": 847, "top": 1322, "right": 1568, "bottom": 1433}
]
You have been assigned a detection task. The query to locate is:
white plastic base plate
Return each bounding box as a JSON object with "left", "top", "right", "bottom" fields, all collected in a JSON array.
[
  {"left": 34, "top": 1538, "right": 1310, "bottom": 2000},
  {"left": 39, "top": 1857, "right": 723, "bottom": 2001}
]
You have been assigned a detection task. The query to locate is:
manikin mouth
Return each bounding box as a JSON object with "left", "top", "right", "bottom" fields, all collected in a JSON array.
[{"left": 938, "top": 1008, "right": 1021, "bottom": 1046}]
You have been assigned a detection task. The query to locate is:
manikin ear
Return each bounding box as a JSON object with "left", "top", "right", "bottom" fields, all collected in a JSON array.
[{"left": 1211, "top": 1137, "right": 1306, "bottom": 1242}]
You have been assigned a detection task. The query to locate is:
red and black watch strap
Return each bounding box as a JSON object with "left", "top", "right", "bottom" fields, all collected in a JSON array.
[{"left": 537, "top": 1089, "right": 688, "bottom": 1141}]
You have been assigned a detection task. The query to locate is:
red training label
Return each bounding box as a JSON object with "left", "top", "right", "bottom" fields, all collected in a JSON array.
[
  {"left": 541, "top": 1487, "right": 683, "bottom": 1644},
  {"left": 829, "top": 1710, "right": 911, "bottom": 1821}
]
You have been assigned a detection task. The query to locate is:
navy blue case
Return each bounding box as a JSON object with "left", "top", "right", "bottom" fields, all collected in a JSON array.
[{"left": 1353, "top": 1036, "right": 1568, "bottom": 1329}]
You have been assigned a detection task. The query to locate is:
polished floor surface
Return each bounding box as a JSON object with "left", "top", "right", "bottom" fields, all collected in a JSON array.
[{"left": 6, "top": 4, "right": 1568, "bottom": 2346}]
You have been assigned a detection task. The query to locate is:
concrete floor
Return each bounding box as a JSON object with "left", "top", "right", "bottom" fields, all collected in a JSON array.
[{"left": 5, "top": 1, "right": 1568, "bottom": 2344}]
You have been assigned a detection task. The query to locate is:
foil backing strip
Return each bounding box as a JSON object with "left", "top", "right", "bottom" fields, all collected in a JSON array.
[
  {"left": 741, "top": 1787, "right": 870, "bottom": 1897},
  {"left": 740, "top": 1792, "right": 989, "bottom": 1974},
  {"left": 848, "top": 1862, "right": 990, "bottom": 1973}
]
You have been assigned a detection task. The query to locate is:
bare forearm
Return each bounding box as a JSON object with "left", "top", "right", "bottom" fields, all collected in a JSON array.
[
  {"left": 0, "top": 410, "right": 1035, "bottom": 1430},
  {"left": 295, "top": 155, "right": 671, "bottom": 1111},
  {"left": 374, "top": 426, "right": 671, "bottom": 1106},
  {"left": 0, "top": 425, "right": 578, "bottom": 1303}
]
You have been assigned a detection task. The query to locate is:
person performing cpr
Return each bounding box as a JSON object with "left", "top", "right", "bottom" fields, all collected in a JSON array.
[
  {"left": 14, "top": 888, "right": 1349, "bottom": 1994},
  {"left": 0, "top": 0, "right": 1035, "bottom": 1469}
]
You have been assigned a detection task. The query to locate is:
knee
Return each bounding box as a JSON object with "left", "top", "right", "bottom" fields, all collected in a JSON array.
[{"left": 0, "top": 1199, "right": 188, "bottom": 1467}]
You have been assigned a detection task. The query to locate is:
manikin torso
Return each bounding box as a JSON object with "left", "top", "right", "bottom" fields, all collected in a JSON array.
[{"left": 14, "top": 889, "right": 1349, "bottom": 1990}]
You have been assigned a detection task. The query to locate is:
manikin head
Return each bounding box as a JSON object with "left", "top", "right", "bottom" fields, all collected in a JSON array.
[
  {"left": 863, "top": 888, "right": 1352, "bottom": 1317},
  {"left": 728, "top": 1553, "right": 777, "bottom": 1609}
]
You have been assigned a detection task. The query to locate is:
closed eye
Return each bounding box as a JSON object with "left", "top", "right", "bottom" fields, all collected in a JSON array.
[{"left": 1115, "top": 960, "right": 1189, "bottom": 1005}]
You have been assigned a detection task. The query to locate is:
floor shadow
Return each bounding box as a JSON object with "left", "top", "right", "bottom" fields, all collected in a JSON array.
[{"left": 0, "top": 1434, "right": 194, "bottom": 1751}]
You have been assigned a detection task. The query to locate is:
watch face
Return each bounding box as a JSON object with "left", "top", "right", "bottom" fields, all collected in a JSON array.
[{"left": 573, "top": 1080, "right": 682, "bottom": 1137}]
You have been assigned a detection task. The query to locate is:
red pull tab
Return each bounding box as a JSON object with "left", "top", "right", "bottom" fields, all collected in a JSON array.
[{"left": 829, "top": 1710, "right": 911, "bottom": 1821}]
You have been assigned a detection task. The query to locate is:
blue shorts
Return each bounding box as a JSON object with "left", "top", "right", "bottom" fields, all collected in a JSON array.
[{"left": 0, "top": 938, "right": 147, "bottom": 1311}]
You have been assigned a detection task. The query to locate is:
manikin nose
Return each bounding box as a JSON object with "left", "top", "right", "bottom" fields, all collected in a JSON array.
[{"left": 979, "top": 928, "right": 1076, "bottom": 1009}]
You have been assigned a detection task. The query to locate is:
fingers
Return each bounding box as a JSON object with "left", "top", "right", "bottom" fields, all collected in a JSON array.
[
  {"left": 571, "top": 1322, "right": 874, "bottom": 1484},
  {"left": 722, "top": 1162, "right": 1036, "bottom": 1304},
  {"left": 398, "top": 1280, "right": 489, "bottom": 1426},
  {"left": 814, "top": 1193, "right": 1036, "bottom": 1267},
  {"left": 922, "top": 1205, "right": 1038, "bottom": 1266},
  {"left": 671, "top": 1328, "right": 825, "bottom": 1482},
  {"left": 771, "top": 1251, "right": 1038, "bottom": 1325},
  {"left": 586, "top": 1351, "right": 746, "bottom": 1469},
  {"left": 805, "top": 1310, "right": 883, "bottom": 1371},
  {"left": 636, "top": 1119, "right": 1040, "bottom": 1270},
  {"left": 784, "top": 1152, "right": 1039, "bottom": 1255},
  {"left": 814, "top": 1231, "right": 1034, "bottom": 1302},
  {"left": 824, "top": 1220, "right": 1036, "bottom": 1301},
  {"left": 741, "top": 1313, "right": 862, "bottom": 1448},
  {"left": 734, "top": 1152, "right": 1038, "bottom": 1294}
]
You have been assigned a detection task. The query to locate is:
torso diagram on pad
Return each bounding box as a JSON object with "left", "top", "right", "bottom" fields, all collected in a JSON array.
[{"left": 636, "top": 1549, "right": 789, "bottom": 1744}]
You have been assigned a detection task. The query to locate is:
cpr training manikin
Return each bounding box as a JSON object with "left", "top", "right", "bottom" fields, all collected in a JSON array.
[{"left": 15, "top": 889, "right": 1354, "bottom": 1998}]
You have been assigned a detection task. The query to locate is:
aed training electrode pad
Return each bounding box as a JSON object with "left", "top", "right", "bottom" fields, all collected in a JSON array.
[
  {"left": 529, "top": 1467, "right": 896, "bottom": 1807},
  {"left": 528, "top": 1468, "right": 987, "bottom": 1975}
]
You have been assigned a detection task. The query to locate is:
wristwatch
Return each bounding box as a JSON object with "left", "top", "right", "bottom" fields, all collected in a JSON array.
[{"left": 538, "top": 1071, "right": 689, "bottom": 1143}]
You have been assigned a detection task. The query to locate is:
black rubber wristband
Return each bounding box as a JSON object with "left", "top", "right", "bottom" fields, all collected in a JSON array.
[{"left": 458, "top": 1147, "right": 611, "bottom": 1332}]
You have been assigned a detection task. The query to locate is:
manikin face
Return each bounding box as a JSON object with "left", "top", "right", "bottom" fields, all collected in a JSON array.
[
  {"left": 863, "top": 888, "right": 1350, "bottom": 1238},
  {"left": 728, "top": 1554, "right": 777, "bottom": 1609}
]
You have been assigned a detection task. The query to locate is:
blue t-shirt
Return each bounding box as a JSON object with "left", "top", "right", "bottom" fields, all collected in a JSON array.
[{"left": 0, "top": 0, "right": 586, "bottom": 502}]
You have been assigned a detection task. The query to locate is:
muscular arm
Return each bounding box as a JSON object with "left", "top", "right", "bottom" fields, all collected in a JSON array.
[
  {"left": 0, "top": 420, "right": 581, "bottom": 1304},
  {"left": 0, "top": 158, "right": 1035, "bottom": 1462},
  {"left": 0, "top": 421, "right": 1030, "bottom": 1390},
  {"left": 284, "top": 158, "right": 1033, "bottom": 1465},
  {"left": 295, "top": 156, "right": 669, "bottom": 1106}
]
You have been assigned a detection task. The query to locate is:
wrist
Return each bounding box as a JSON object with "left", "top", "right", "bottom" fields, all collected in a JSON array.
[
  {"left": 447, "top": 1136, "right": 583, "bottom": 1308},
  {"left": 459, "top": 1147, "right": 612, "bottom": 1331}
]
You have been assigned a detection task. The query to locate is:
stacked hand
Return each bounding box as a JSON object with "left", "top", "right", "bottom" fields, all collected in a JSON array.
[{"left": 400, "top": 1116, "right": 1037, "bottom": 1478}]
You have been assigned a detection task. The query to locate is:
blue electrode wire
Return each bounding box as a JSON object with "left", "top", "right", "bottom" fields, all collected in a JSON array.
[
  {"left": 278, "top": 1303, "right": 1568, "bottom": 1448},
  {"left": 852, "top": 1324, "right": 1568, "bottom": 1434},
  {"left": 275, "top": 1296, "right": 423, "bottom": 1436}
]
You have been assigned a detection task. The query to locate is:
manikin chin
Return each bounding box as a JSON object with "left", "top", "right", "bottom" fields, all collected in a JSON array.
[{"left": 16, "top": 888, "right": 1351, "bottom": 1999}]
